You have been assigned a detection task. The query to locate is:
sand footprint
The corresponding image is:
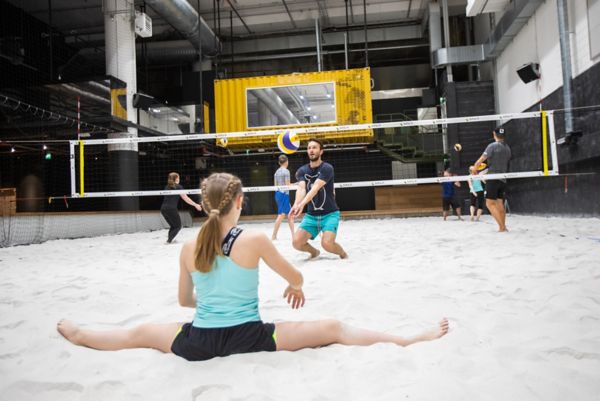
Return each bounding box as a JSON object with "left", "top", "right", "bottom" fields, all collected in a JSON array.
[
  {"left": 192, "top": 384, "right": 233, "bottom": 400},
  {"left": 5, "top": 380, "right": 84, "bottom": 395}
]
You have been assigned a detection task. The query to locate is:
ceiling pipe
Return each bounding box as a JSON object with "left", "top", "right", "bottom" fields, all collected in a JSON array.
[
  {"left": 219, "top": 43, "right": 429, "bottom": 63},
  {"left": 79, "top": 39, "right": 428, "bottom": 64},
  {"left": 144, "top": 0, "right": 220, "bottom": 56}
]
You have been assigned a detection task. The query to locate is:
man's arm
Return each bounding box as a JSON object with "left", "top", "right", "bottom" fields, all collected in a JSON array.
[
  {"left": 296, "top": 179, "right": 327, "bottom": 209},
  {"left": 473, "top": 153, "right": 487, "bottom": 172},
  {"left": 292, "top": 181, "right": 306, "bottom": 207},
  {"left": 289, "top": 181, "right": 306, "bottom": 218}
]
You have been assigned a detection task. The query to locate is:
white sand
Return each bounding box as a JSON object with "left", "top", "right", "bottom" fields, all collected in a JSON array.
[{"left": 1, "top": 215, "right": 600, "bottom": 401}]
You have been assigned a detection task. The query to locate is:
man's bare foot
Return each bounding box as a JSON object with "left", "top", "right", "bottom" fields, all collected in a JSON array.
[
  {"left": 309, "top": 248, "right": 320, "bottom": 259},
  {"left": 57, "top": 319, "right": 82, "bottom": 345},
  {"left": 498, "top": 226, "right": 509, "bottom": 232},
  {"left": 422, "top": 318, "right": 450, "bottom": 341},
  {"left": 339, "top": 251, "right": 348, "bottom": 259}
]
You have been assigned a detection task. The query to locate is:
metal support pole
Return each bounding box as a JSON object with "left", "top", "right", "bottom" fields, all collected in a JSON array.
[
  {"left": 557, "top": 0, "right": 574, "bottom": 134},
  {"left": 315, "top": 18, "right": 322, "bottom": 71},
  {"left": 48, "top": 0, "right": 53, "bottom": 81},
  {"left": 363, "top": 0, "right": 368, "bottom": 67},
  {"left": 230, "top": 10, "right": 234, "bottom": 77},
  {"left": 441, "top": 0, "right": 453, "bottom": 82},
  {"left": 344, "top": 33, "right": 349, "bottom": 69}
]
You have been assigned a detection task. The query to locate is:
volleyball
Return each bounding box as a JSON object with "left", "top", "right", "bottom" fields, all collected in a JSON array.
[
  {"left": 217, "top": 137, "right": 228, "bottom": 148},
  {"left": 277, "top": 131, "right": 300, "bottom": 154},
  {"left": 477, "top": 162, "right": 488, "bottom": 174},
  {"left": 453, "top": 143, "right": 462, "bottom": 152}
]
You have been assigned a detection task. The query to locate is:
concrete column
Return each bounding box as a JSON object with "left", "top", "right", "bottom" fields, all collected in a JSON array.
[{"left": 103, "top": 0, "right": 139, "bottom": 210}]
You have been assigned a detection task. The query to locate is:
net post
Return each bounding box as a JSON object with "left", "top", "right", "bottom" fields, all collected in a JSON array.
[
  {"left": 542, "top": 110, "right": 548, "bottom": 175},
  {"left": 70, "top": 141, "right": 76, "bottom": 197},
  {"left": 547, "top": 111, "right": 559, "bottom": 175},
  {"left": 79, "top": 140, "right": 85, "bottom": 197}
]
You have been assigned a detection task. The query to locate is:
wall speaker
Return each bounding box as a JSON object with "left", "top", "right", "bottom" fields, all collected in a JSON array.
[
  {"left": 132, "top": 93, "right": 157, "bottom": 110},
  {"left": 516, "top": 63, "right": 541, "bottom": 84}
]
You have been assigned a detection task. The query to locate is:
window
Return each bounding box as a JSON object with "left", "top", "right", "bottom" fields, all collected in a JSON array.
[{"left": 246, "top": 82, "right": 336, "bottom": 128}]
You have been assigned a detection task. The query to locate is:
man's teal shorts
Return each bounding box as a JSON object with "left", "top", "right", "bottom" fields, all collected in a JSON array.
[{"left": 298, "top": 210, "right": 340, "bottom": 239}]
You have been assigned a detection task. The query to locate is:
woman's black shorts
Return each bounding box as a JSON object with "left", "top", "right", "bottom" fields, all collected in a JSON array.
[
  {"left": 171, "top": 321, "right": 276, "bottom": 361},
  {"left": 470, "top": 191, "right": 484, "bottom": 209}
]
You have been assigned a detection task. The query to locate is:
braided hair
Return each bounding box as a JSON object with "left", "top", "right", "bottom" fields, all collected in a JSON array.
[{"left": 194, "top": 173, "right": 243, "bottom": 272}]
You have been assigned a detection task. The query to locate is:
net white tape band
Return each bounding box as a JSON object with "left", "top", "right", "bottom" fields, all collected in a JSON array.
[
  {"left": 70, "top": 110, "right": 558, "bottom": 198},
  {"left": 72, "top": 172, "right": 558, "bottom": 198},
  {"left": 71, "top": 111, "right": 544, "bottom": 146}
]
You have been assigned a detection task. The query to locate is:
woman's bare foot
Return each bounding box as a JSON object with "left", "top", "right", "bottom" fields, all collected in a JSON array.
[
  {"left": 422, "top": 318, "right": 450, "bottom": 341},
  {"left": 57, "top": 319, "right": 82, "bottom": 345},
  {"left": 340, "top": 251, "right": 348, "bottom": 259}
]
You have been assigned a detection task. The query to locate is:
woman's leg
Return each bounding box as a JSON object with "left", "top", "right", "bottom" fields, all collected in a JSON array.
[
  {"left": 168, "top": 211, "right": 182, "bottom": 242},
  {"left": 161, "top": 208, "right": 180, "bottom": 243},
  {"left": 476, "top": 192, "right": 484, "bottom": 220},
  {"left": 274, "top": 318, "right": 448, "bottom": 351},
  {"left": 57, "top": 320, "right": 182, "bottom": 353}
]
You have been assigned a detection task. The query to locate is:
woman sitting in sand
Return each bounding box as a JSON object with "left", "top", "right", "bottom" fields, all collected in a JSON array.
[{"left": 58, "top": 173, "right": 449, "bottom": 361}]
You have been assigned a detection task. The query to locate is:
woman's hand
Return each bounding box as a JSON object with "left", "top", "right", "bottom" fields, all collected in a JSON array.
[
  {"left": 195, "top": 203, "right": 202, "bottom": 211},
  {"left": 283, "top": 285, "right": 305, "bottom": 309}
]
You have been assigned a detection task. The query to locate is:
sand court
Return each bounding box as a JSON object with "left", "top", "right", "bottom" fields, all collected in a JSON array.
[{"left": 1, "top": 215, "right": 599, "bottom": 400}]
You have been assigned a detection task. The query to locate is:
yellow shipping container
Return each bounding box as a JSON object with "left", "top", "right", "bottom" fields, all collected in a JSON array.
[{"left": 214, "top": 68, "right": 373, "bottom": 149}]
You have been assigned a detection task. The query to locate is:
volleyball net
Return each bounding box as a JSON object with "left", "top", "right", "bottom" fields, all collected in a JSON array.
[{"left": 69, "top": 110, "right": 558, "bottom": 199}]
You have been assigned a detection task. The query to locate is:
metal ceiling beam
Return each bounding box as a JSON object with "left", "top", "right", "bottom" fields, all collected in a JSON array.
[
  {"left": 280, "top": 0, "right": 297, "bottom": 29},
  {"left": 316, "top": 0, "right": 330, "bottom": 26},
  {"left": 29, "top": 4, "right": 101, "bottom": 14},
  {"left": 219, "top": 43, "right": 429, "bottom": 63},
  {"left": 225, "top": 0, "right": 253, "bottom": 34},
  {"left": 229, "top": 19, "right": 421, "bottom": 40}
]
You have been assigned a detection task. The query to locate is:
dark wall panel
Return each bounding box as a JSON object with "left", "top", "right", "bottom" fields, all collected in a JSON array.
[{"left": 503, "top": 61, "right": 600, "bottom": 216}]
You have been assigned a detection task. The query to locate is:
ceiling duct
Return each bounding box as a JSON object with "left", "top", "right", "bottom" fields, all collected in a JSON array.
[
  {"left": 144, "top": 0, "right": 220, "bottom": 56},
  {"left": 431, "top": 0, "right": 543, "bottom": 67},
  {"left": 466, "top": 0, "right": 509, "bottom": 17},
  {"left": 484, "top": 0, "right": 544, "bottom": 58},
  {"left": 432, "top": 45, "right": 486, "bottom": 67}
]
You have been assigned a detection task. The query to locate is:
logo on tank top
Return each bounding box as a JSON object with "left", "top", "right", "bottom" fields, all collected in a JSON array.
[{"left": 304, "top": 172, "right": 326, "bottom": 211}]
